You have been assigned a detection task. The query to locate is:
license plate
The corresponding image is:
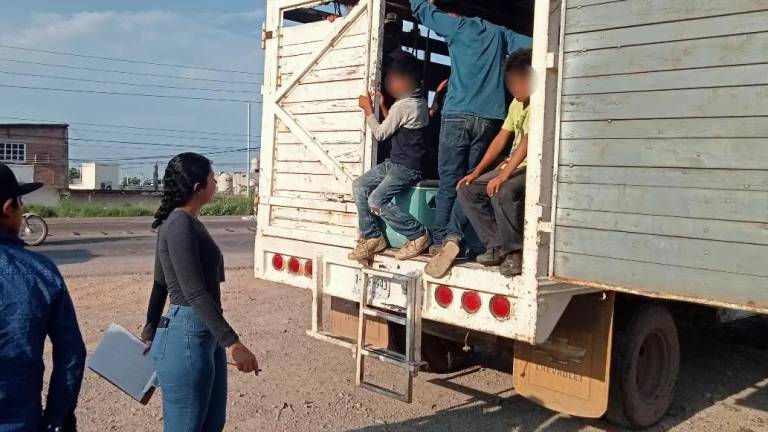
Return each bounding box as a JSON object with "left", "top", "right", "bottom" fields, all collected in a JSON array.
[
  {"left": 355, "top": 276, "right": 392, "bottom": 301},
  {"left": 367, "top": 276, "right": 391, "bottom": 300}
]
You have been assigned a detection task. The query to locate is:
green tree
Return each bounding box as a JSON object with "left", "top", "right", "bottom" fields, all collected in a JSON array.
[{"left": 68, "top": 167, "right": 80, "bottom": 181}]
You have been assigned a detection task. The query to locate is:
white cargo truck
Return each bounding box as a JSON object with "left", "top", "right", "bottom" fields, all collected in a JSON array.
[{"left": 255, "top": 0, "right": 768, "bottom": 428}]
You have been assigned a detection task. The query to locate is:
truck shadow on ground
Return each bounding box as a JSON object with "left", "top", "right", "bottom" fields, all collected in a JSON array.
[{"left": 349, "top": 320, "right": 768, "bottom": 432}]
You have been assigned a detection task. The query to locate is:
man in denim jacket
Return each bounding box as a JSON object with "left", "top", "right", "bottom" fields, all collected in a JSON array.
[{"left": 0, "top": 163, "right": 86, "bottom": 432}]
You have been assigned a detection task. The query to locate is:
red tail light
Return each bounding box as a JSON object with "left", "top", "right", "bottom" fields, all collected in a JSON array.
[
  {"left": 434, "top": 285, "right": 453, "bottom": 308},
  {"left": 272, "top": 254, "right": 285, "bottom": 271},
  {"left": 490, "top": 295, "right": 511, "bottom": 319},
  {"left": 288, "top": 257, "right": 302, "bottom": 274},
  {"left": 461, "top": 291, "right": 482, "bottom": 314},
  {"left": 304, "top": 260, "right": 313, "bottom": 278}
]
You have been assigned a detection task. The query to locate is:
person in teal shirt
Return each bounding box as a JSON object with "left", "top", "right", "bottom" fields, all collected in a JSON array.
[{"left": 409, "top": 0, "right": 532, "bottom": 270}]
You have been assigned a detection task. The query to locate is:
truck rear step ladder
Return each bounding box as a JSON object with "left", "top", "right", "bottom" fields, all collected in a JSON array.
[{"left": 355, "top": 269, "right": 424, "bottom": 403}]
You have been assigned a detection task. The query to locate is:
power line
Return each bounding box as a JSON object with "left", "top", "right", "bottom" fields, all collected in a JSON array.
[
  {"left": 0, "top": 70, "right": 260, "bottom": 94},
  {"left": 0, "top": 44, "right": 262, "bottom": 76},
  {"left": 0, "top": 84, "right": 263, "bottom": 103},
  {"left": 70, "top": 127, "right": 260, "bottom": 144},
  {"left": 0, "top": 115, "right": 260, "bottom": 139},
  {"left": 9, "top": 132, "right": 253, "bottom": 150},
  {"left": 0, "top": 57, "right": 262, "bottom": 85}
]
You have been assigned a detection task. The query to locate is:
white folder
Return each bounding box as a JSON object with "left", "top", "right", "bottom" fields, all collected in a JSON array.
[{"left": 87, "top": 323, "right": 158, "bottom": 405}]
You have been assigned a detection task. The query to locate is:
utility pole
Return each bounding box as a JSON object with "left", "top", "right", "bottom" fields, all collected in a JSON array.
[
  {"left": 246, "top": 101, "right": 252, "bottom": 199},
  {"left": 153, "top": 162, "right": 159, "bottom": 191}
]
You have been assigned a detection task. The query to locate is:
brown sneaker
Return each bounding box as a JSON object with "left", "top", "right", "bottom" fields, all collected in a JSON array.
[
  {"left": 425, "top": 239, "right": 460, "bottom": 278},
  {"left": 428, "top": 245, "right": 442, "bottom": 256},
  {"left": 348, "top": 237, "right": 387, "bottom": 260},
  {"left": 395, "top": 232, "right": 432, "bottom": 260}
]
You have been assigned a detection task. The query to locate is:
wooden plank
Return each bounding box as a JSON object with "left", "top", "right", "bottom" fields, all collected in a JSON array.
[
  {"left": 280, "top": 65, "right": 365, "bottom": 85},
  {"left": 561, "top": 118, "right": 768, "bottom": 139},
  {"left": 562, "top": 64, "right": 768, "bottom": 95},
  {"left": 274, "top": 160, "right": 361, "bottom": 175},
  {"left": 559, "top": 138, "right": 768, "bottom": 169},
  {"left": 280, "top": 16, "right": 367, "bottom": 47},
  {"left": 271, "top": 205, "right": 357, "bottom": 227},
  {"left": 275, "top": 143, "right": 361, "bottom": 163},
  {"left": 277, "top": 130, "right": 362, "bottom": 145},
  {"left": 563, "top": 33, "right": 768, "bottom": 78},
  {"left": 279, "top": 46, "right": 368, "bottom": 76},
  {"left": 555, "top": 226, "right": 768, "bottom": 276},
  {"left": 565, "top": 0, "right": 768, "bottom": 34},
  {"left": 556, "top": 183, "right": 768, "bottom": 223},
  {"left": 557, "top": 166, "right": 768, "bottom": 191},
  {"left": 282, "top": 99, "right": 359, "bottom": 115},
  {"left": 270, "top": 214, "right": 358, "bottom": 237},
  {"left": 276, "top": 111, "right": 363, "bottom": 133},
  {"left": 562, "top": 86, "right": 768, "bottom": 120},
  {"left": 564, "top": 11, "right": 768, "bottom": 52},
  {"left": 556, "top": 208, "right": 768, "bottom": 246},
  {"left": 567, "top": 0, "right": 623, "bottom": 7},
  {"left": 274, "top": 172, "right": 349, "bottom": 193},
  {"left": 265, "top": 195, "right": 357, "bottom": 213},
  {"left": 281, "top": 33, "right": 368, "bottom": 57},
  {"left": 271, "top": 189, "right": 355, "bottom": 207},
  {"left": 554, "top": 252, "right": 768, "bottom": 310},
  {"left": 283, "top": 79, "right": 366, "bottom": 103}
]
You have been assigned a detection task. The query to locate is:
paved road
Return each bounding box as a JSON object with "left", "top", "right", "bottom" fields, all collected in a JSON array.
[{"left": 34, "top": 216, "right": 255, "bottom": 277}]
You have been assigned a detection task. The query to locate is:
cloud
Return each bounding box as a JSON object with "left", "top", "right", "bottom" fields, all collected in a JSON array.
[{"left": 0, "top": 7, "right": 266, "bottom": 171}]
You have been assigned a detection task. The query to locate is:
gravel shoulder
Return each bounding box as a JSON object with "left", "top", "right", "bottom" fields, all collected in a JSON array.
[{"left": 57, "top": 270, "right": 768, "bottom": 432}]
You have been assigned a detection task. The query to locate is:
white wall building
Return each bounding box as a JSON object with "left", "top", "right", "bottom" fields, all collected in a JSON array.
[{"left": 70, "top": 162, "right": 120, "bottom": 190}]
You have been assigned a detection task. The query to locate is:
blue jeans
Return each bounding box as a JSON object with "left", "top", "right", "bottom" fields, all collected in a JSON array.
[
  {"left": 151, "top": 305, "right": 227, "bottom": 432},
  {"left": 353, "top": 160, "right": 425, "bottom": 241},
  {"left": 435, "top": 114, "right": 502, "bottom": 253}
]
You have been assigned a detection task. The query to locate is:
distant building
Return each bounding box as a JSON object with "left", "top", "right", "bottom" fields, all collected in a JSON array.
[
  {"left": 69, "top": 162, "right": 120, "bottom": 191},
  {"left": 1, "top": 123, "right": 68, "bottom": 205}
]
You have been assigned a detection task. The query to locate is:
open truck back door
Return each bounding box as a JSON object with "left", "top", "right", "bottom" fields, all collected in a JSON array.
[{"left": 258, "top": 0, "right": 384, "bottom": 259}]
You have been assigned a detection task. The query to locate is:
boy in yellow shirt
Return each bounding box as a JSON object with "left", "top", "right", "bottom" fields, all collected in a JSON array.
[{"left": 426, "top": 49, "right": 531, "bottom": 278}]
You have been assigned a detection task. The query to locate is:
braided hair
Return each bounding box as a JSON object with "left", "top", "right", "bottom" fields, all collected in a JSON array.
[{"left": 152, "top": 153, "right": 212, "bottom": 229}]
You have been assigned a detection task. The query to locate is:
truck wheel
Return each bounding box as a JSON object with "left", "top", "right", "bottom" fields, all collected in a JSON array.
[{"left": 606, "top": 304, "right": 680, "bottom": 429}]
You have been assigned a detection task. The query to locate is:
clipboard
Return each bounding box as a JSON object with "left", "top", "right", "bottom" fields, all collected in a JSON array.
[{"left": 87, "top": 323, "right": 158, "bottom": 405}]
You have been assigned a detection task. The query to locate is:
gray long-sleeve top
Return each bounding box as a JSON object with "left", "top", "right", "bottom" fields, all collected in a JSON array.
[
  {"left": 366, "top": 94, "right": 429, "bottom": 170},
  {"left": 142, "top": 209, "right": 238, "bottom": 347}
]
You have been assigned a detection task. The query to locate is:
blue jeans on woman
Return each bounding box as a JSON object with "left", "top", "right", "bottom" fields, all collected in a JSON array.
[
  {"left": 352, "top": 159, "right": 426, "bottom": 241},
  {"left": 150, "top": 305, "right": 227, "bottom": 432},
  {"left": 434, "top": 114, "right": 502, "bottom": 254}
]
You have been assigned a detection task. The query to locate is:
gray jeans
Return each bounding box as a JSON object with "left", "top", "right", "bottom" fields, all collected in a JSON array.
[{"left": 457, "top": 167, "right": 526, "bottom": 255}]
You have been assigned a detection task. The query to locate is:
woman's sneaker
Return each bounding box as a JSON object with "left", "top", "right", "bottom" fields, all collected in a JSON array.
[
  {"left": 395, "top": 232, "right": 432, "bottom": 260},
  {"left": 348, "top": 237, "right": 387, "bottom": 260},
  {"left": 425, "top": 238, "right": 460, "bottom": 278}
]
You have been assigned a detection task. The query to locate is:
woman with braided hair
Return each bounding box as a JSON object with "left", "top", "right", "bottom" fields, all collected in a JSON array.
[{"left": 141, "top": 153, "right": 259, "bottom": 431}]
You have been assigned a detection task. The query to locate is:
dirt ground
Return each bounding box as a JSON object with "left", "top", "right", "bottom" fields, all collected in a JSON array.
[{"left": 59, "top": 270, "right": 768, "bottom": 432}]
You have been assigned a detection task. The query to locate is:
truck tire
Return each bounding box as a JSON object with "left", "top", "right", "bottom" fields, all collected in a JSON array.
[{"left": 606, "top": 304, "right": 680, "bottom": 429}]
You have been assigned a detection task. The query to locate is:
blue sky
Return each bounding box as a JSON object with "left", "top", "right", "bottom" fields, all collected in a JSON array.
[{"left": 1, "top": 0, "right": 266, "bottom": 179}]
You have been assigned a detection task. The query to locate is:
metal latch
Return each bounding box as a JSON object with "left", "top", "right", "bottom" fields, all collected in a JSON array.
[{"left": 261, "top": 23, "right": 274, "bottom": 49}]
